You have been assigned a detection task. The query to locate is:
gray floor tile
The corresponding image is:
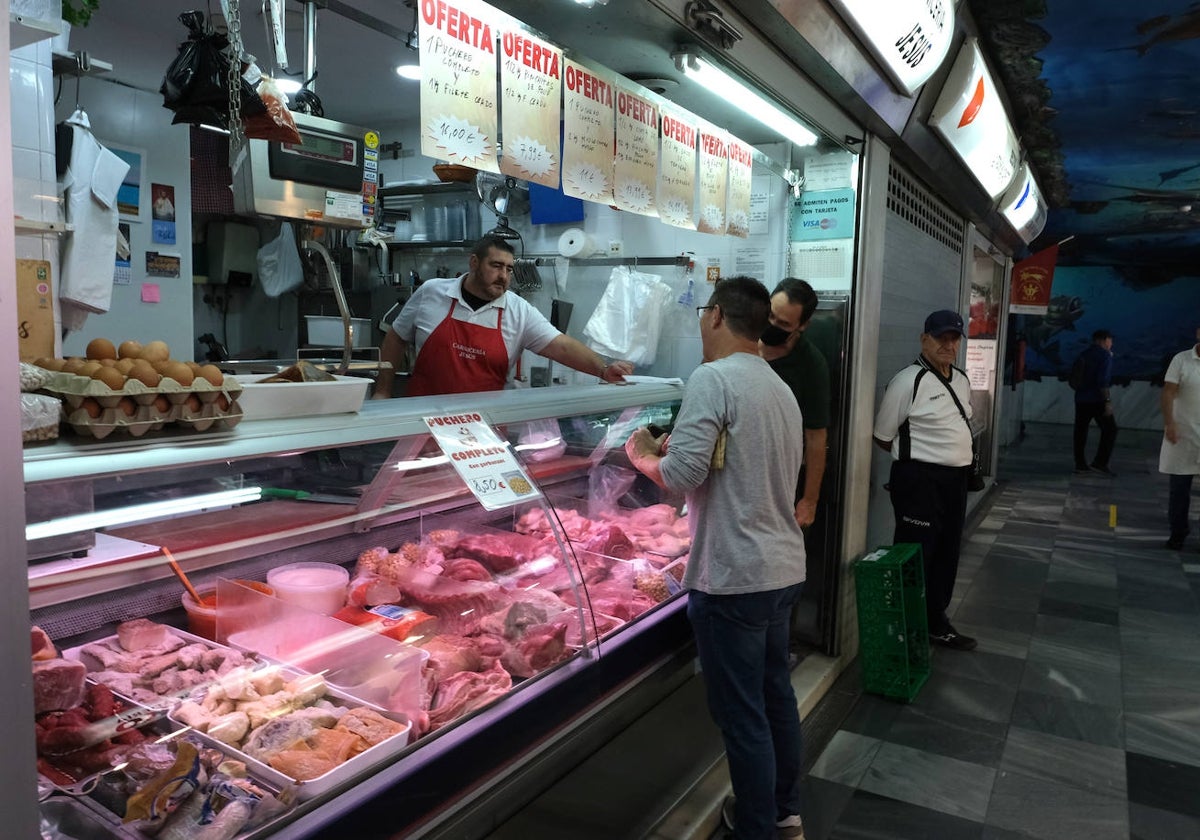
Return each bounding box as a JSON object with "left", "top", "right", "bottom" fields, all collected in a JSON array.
[
  {"left": 1129, "top": 803, "right": 1200, "bottom": 840},
  {"left": 796, "top": 776, "right": 855, "bottom": 840},
  {"left": 838, "top": 695, "right": 902, "bottom": 740},
  {"left": 998, "top": 726, "right": 1127, "bottom": 795},
  {"left": 859, "top": 741, "right": 995, "bottom": 821},
  {"left": 985, "top": 770, "right": 1129, "bottom": 840},
  {"left": 885, "top": 705, "right": 1008, "bottom": 767},
  {"left": 1010, "top": 690, "right": 1123, "bottom": 748},
  {"left": 1125, "top": 713, "right": 1200, "bottom": 769},
  {"left": 951, "top": 602, "right": 1038, "bottom": 635},
  {"left": 929, "top": 648, "right": 1025, "bottom": 688},
  {"left": 1040, "top": 579, "right": 1118, "bottom": 608},
  {"left": 1126, "top": 751, "right": 1200, "bottom": 818},
  {"left": 1032, "top": 613, "right": 1121, "bottom": 653},
  {"left": 908, "top": 672, "right": 1019, "bottom": 724},
  {"left": 1019, "top": 658, "right": 1124, "bottom": 707},
  {"left": 1037, "top": 597, "right": 1119, "bottom": 626},
  {"left": 1027, "top": 636, "right": 1121, "bottom": 675},
  {"left": 1119, "top": 606, "right": 1200, "bottom": 637},
  {"left": 808, "top": 730, "right": 881, "bottom": 788},
  {"left": 829, "top": 790, "right": 985, "bottom": 840}
]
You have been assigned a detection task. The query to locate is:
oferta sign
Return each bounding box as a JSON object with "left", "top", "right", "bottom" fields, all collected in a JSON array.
[{"left": 828, "top": 0, "right": 955, "bottom": 95}]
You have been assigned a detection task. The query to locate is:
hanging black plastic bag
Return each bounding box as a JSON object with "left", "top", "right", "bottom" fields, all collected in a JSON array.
[{"left": 160, "top": 10, "right": 264, "bottom": 129}]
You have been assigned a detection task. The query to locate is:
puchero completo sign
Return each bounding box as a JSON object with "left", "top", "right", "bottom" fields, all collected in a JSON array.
[{"left": 424, "top": 412, "right": 543, "bottom": 510}]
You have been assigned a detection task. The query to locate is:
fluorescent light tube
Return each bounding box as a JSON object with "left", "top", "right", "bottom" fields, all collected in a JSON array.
[
  {"left": 26, "top": 487, "right": 264, "bottom": 541},
  {"left": 274, "top": 78, "right": 303, "bottom": 94},
  {"left": 674, "top": 52, "right": 818, "bottom": 147},
  {"left": 395, "top": 64, "right": 421, "bottom": 80}
]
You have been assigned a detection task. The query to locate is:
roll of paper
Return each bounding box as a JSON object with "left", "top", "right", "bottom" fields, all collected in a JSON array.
[{"left": 558, "top": 228, "right": 597, "bottom": 258}]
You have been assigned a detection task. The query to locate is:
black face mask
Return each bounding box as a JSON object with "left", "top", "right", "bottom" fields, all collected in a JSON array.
[{"left": 760, "top": 323, "right": 794, "bottom": 346}]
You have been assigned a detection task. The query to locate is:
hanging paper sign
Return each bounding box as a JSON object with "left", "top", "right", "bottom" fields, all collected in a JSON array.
[
  {"left": 727, "top": 139, "right": 753, "bottom": 238},
  {"left": 562, "top": 58, "right": 615, "bottom": 203},
  {"left": 697, "top": 128, "right": 729, "bottom": 235},
  {"left": 790, "top": 188, "right": 856, "bottom": 241},
  {"left": 424, "top": 412, "right": 543, "bottom": 511},
  {"left": 498, "top": 28, "right": 562, "bottom": 187},
  {"left": 656, "top": 108, "right": 698, "bottom": 229},
  {"left": 419, "top": 0, "right": 501, "bottom": 172},
  {"left": 613, "top": 84, "right": 659, "bottom": 216}
]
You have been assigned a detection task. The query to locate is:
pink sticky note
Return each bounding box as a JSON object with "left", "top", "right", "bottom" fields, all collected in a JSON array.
[{"left": 141, "top": 283, "right": 161, "bottom": 303}]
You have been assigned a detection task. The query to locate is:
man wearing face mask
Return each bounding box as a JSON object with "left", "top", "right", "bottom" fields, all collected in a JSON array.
[{"left": 759, "top": 279, "right": 830, "bottom": 528}]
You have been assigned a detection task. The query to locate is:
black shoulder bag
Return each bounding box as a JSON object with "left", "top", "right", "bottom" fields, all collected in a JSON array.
[{"left": 936, "top": 371, "right": 986, "bottom": 492}]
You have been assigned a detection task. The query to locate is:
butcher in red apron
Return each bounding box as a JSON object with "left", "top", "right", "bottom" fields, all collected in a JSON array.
[
  {"left": 407, "top": 301, "right": 508, "bottom": 395},
  {"left": 376, "top": 236, "right": 635, "bottom": 398}
]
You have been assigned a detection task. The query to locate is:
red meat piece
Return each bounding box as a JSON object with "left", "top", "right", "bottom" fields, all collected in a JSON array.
[
  {"left": 428, "top": 660, "right": 512, "bottom": 729},
  {"left": 443, "top": 557, "right": 493, "bottom": 582},
  {"left": 449, "top": 532, "right": 548, "bottom": 573},
  {"left": 575, "top": 523, "right": 634, "bottom": 559},
  {"left": 32, "top": 658, "right": 87, "bottom": 714}
]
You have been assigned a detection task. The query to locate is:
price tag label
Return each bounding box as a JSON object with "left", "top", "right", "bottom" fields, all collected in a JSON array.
[{"left": 424, "top": 412, "right": 543, "bottom": 511}]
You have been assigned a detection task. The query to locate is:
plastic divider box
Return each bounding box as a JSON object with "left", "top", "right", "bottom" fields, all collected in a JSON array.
[{"left": 854, "top": 543, "right": 930, "bottom": 703}]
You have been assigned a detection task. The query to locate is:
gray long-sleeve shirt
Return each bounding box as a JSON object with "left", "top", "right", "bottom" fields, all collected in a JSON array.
[{"left": 659, "top": 352, "right": 808, "bottom": 595}]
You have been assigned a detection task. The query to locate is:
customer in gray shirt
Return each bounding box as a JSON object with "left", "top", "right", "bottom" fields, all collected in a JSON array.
[{"left": 626, "top": 276, "right": 808, "bottom": 840}]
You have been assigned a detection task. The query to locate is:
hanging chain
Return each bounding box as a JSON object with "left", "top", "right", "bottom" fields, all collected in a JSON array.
[{"left": 225, "top": 0, "right": 246, "bottom": 159}]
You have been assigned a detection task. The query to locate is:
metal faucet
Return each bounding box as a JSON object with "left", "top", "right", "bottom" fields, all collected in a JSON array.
[{"left": 302, "top": 239, "right": 353, "bottom": 375}]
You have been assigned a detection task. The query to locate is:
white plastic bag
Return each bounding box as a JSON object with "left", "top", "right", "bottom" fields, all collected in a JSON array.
[
  {"left": 257, "top": 220, "right": 303, "bottom": 297},
  {"left": 582, "top": 266, "right": 673, "bottom": 366}
]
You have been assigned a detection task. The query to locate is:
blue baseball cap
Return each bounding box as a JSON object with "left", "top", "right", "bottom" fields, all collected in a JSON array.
[{"left": 924, "top": 310, "right": 964, "bottom": 337}]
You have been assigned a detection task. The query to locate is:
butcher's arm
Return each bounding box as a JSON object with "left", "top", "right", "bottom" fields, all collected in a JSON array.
[
  {"left": 1162, "top": 382, "right": 1180, "bottom": 444},
  {"left": 873, "top": 436, "right": 893, "bottom": 452},
  {"left": 538, "top": 334, "right": 633, "bottom": 382},
  {"left": 795, "top": 427, "right": 827, "bottom": 527},
  {"left": 374, "top": 330, "right": 409, "bottom": 399}
]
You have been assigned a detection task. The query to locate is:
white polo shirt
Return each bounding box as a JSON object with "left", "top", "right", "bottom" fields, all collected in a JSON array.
[
  {"left": 874, "top": 359, "right": 973, "bottom": 467},
  {"left": 391, "top": 275, "right": 561, "bottom": 382},
  {"left": 1160, "top": 345, "right": 1200, "bottom": 474}
]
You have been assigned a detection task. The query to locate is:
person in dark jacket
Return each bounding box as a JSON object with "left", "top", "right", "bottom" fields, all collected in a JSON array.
[{"left": 1073, "top": 330, "right": 1117, "bottom": 476}]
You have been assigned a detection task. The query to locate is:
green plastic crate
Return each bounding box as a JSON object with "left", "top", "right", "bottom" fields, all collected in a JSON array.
[{"left": 854, "top": 543, "right": 930, "bottom": 702}]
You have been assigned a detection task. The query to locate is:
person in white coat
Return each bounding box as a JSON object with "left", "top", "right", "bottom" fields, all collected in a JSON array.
[
  {"left": 1160, "top": 326, "right": 1200, "bottom": 550},
  {"left": 59, "top": 108, "right": 130, "bottom": 332}
]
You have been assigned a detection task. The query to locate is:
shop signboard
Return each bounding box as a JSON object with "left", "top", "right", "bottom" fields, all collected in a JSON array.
[
  {"left": 562, "top": 58, "right": 615, "bottom": 203},
  {"left": 498, "top": 26, "right": 563, "bottom": 188},
  {"left": 1009, "top": 244, "right": 1059, "bottom": 315},
  {"left": 657, "top": 107, "right": 699, "bottom": 229},
  {"left": 613, "top": 83, "right": 660, "bottom": 217},
  {"left": 424, "top": 412, "right": 543, "bottom": 511},
  {"left": 790, "top": 188, "right": 856, "bottom": 241},
  {"left": 697, "top": 127, "right": 729, "bottom": 235},
  {"left": 928, "top": 39, "right": 1020, "bottom": 199},
  {"left": 727, "top": 139, "right": 754, "bottom": 238},
  {"left": 828, "top": 0, "right": 955, "bottom": 95},
  {"left": 419, "top": 0, "right": 503, "bottom": 172},
  {"left": 998, "top": 162, "right": 1048, "bottom": 244}
]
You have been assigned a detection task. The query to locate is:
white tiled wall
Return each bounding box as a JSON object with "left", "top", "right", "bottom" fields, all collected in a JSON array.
[{"left": 10, "top": 39, "right": 61, "bottom": 353}]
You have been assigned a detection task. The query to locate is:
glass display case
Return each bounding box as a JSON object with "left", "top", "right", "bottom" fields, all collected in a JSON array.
[{"left": 26, "top": 382, "right": 688, "bottom": 838}]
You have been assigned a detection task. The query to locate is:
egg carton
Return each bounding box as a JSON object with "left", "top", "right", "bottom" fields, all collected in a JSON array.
[
  {"left": 62, "top": 395, "right": 244, "bottom": 440},
  {"left": 43, "top": 370, "right": 243, "bottom": 408}
]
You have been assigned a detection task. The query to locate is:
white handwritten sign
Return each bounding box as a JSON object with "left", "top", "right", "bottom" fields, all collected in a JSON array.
[{"left": 424, "top": 411, "right": 543, "bottom": 510}]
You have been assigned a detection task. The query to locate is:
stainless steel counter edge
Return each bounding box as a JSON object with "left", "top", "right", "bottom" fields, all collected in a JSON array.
[{"left": 24, "top": 383, "right": 685, "bottom": 484}]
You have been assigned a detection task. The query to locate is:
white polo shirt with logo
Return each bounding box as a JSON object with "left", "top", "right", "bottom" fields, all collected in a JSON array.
[
  {"left": 1160, "top": 345, "right": 1200, "bottom": 474},
  {"left": 874, "top": 359, "right": 973, "bottom": 467},
  {"left": 392, "top": 275, "right": 561, "bottom": 383}
]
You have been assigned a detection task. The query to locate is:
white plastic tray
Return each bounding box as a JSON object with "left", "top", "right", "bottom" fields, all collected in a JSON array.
[
  {"left": 169, "top": 670, "right": 411, "bottom": 801},
  {"left": 236, "top": 375, "right": 369, "bottom": 420}
]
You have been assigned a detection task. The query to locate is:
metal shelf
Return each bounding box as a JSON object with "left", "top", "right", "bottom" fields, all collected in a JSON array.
[
  {"left": 51, "top": 49, "right": 112, "bottom": 77},
  {"left": 14, "top": 218, "right": 70, "bottom": 235}
]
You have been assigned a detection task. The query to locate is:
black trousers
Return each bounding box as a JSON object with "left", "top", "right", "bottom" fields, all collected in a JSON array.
[
  {"left": 889, "top": 460, "right": 969, "bottom": 635},
  {"left": 1074, "top": 401, "right": 1117, "bottom": 469}
]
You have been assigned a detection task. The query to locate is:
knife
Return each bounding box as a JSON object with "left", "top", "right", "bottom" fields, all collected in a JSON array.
[{"left": 260, "top": 488, "right": 361, "bottom": 504}]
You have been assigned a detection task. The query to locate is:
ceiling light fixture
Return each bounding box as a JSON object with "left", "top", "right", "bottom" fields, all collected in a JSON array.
[
  {"left": 672, "top": 50, "right": 818, "bottom": 147},
  {"left": 395, "top": 64, "right": 422, "bottom": 80}
]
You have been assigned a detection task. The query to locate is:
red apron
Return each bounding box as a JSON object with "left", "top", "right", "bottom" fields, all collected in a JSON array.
[{"left": 408, "top": 299, "right": 509, "bottom": 396}]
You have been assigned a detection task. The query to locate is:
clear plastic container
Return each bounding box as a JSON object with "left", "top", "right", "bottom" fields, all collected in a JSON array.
[
  {"left": 181, "top": 579, "right": 275, "bottom": 640},
  {"left": 267, "top": 561, "right": 350, "bottom": 615}
]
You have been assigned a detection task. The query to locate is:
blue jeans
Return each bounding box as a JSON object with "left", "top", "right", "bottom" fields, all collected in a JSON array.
[
  {"left": 1169, "top": 473, "right": 1194, "bottom": 541},
  {"left": 688, "top": 584, "right": 804, "bottom": 840}
]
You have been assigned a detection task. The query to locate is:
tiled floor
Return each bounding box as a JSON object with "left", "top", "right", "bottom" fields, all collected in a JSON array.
[{"left": 800, "top": 422, "right": 1200, "bottom": 839}]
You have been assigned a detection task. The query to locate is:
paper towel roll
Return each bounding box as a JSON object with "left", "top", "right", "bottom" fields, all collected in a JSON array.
[{"left": 558, "top": 228, "right": 597, "bottom": 258}]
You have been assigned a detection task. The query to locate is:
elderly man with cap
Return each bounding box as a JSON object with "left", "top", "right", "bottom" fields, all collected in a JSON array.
[{"left": 873, "top": 309, "right": 977, "bottom": 651}]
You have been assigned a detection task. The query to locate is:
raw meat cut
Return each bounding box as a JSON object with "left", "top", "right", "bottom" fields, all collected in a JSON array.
[
  {"left": 428, "top": 660, "right": 513, "bottom": 730},
  {"left": 31, "top": 625, "right": 56, "bottom": 661},
  {"left": 448, "top": 531, "right": 549, "bottom": 573},
  {"left": 32, "top": 658, "right": 87, "bottom": 714},
  {"left": 499, "top": 623, "right": 569, "bottom": 678},
  {"left": 117, "top": 618, "right": 173, "bottom": 651}
]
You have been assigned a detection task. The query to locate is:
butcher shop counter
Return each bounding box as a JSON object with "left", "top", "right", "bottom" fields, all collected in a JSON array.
[{"left": 27, "top": 381, "right": 699, "bottom": 839}]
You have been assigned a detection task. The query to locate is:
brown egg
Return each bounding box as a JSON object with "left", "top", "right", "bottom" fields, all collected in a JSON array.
[
  {"left": 80, "top": 397, "right": 102, "bottom": 418},
  {"left": 151, "top": 360, "right": 173, "bottom": 374},
  {"left": 98, "top": 358, "right": 117, "bottom": 367},
  {"left": 117, "top": 340, "right": 143, "bottom": 360},
  {"left": 35, "top": 357, "right": 65, "bottom": 371},
  {"left": 85, "top": 338, "right": 117, "bottom": 360},
  {"left": 215, "top": 394, "right": 231, "bottom": 411},
  {"left": 116, "top": 396, "right": 138, "bottom": 416},
  {"left": 61, "top": 357, "right": 86, "bottom": 374},
  {"left": 77, "top": 361, "right": 103, "bottom": 378},
  {"left": 152, "top": 394, "right": 171, "bottom": 414},
  {"left": 197, "top": 364, "right": 224, "bottom": 386},
  {"left": 139, "top": 340, "right": 170, "bottom": 363},
  {"left": 130, "top": 367, "right": 162, "bottom": 388},
  {"left": 163, "top": 362, "right": 195, "bottom": 386},
  {"left": 92, "top": 366, "right": 126, "bottom": 390},
  {"left": 184, "top": 394, "right": 202, "bottom": 413},
  {"left": 185, "top": 361, "right": 202, "bottom": 372},
  {"left": 114, "top": 358, "right": 136, "bottom": 374}
]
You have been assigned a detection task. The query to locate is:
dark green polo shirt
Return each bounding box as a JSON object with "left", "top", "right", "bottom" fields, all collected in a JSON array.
[{"left": 767, "top": 332, "right": 830, "bottom": 430}]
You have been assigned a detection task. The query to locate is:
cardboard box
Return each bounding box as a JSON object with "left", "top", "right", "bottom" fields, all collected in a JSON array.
[{"left": 16, "top": 259, "right": 54, "bottom": 361}]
